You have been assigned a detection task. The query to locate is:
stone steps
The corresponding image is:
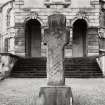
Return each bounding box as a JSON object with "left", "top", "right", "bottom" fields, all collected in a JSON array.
[
  {"left": 10, "top": 57, "right": 47, "bottom": 78},
  {"left": 64, "top": 56, "right": 103, "bottom": 78},
  {"left": 10, "top": 56, "right": 103, "bottom": 78}
]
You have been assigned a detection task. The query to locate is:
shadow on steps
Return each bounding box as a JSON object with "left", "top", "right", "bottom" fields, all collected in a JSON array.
[{"left": 10, "top": 56, "right": 103, "bottom": 78}]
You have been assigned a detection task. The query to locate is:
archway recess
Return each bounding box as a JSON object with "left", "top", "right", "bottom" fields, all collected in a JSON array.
[
  {"left": 72, "top": 19, "right": 87, "bottom": 57},
  {"left": 25, "top": 19, "right": 41, "bottom": 57}
]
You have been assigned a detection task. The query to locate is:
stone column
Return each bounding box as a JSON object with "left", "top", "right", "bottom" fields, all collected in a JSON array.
[
  {"left": 70, "top": 28, "right": 72, "bottom": 45},
  {"left": 38, "top": 14, "right": 73, "bottom": 105},
  {"left": 46, "top": 31, "right": 66, "bottom": 85},
  {"left": 45, "top": 14, "right": 68, "bottom": 85}
]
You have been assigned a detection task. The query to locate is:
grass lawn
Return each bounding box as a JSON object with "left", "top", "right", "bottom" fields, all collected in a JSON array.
[{"left": 0, "top": 78, "right": 105, "bottom": 105}]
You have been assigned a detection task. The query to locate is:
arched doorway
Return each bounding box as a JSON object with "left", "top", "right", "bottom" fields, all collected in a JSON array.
[
  {"left": 72, "top": 19, "right": 87, "bottom": 57},
  {"left": 25, "top": 19, "right": 41, "bottom": 57}
]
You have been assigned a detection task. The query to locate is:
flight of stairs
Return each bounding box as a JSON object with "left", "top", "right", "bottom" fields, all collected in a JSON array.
[
  {"left": 10, "top": 56, "right": 103, "bottom": 78},
  {"left": 11, "top": 57, "right": 47, "bottom": 78},
  {"left": 64, "top": 56, "right": 103, "bottom": 78}
]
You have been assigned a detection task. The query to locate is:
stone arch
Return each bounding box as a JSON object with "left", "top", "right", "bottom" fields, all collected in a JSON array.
[
  {"left": 72, "top": 19, "right": 88, "bottom": 57},
  {"left": 24, "top": 12, "right": 47, "bottom": 57},
  {"left": 24, "top": 12, "right": 44, "bottom": 27},
  {"left": 25, "top": 19, "right": 42, "bottom": 57},
  {"left": 71, "top": 16, "right": 89, "bottom": 27}
]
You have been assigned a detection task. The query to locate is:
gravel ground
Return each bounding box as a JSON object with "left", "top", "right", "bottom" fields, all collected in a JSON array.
[{"left": 0, "top": 78, "right": 105, "bottom": 105}]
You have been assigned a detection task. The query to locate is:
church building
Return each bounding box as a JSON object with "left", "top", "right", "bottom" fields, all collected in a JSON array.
[{"left": 0, "top": 0, "right": 105, "bottom": 78}]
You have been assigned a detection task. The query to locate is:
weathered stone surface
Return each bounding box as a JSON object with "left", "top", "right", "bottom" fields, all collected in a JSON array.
[
  {"left": 0, "top": 54, "right": 17, "bottom": 80},
  {"left": 38, "top": 86, "right": 73, "bottom": 105},
  {"left": 87, "top": 28, "right": 99, "bottom": 55},
  {"left": 45, "top": 14, "right": 67, "bottom": 85},
  {"left": 46, "top": 31, "right": 66, "bottom": 85},
  {"left": 97, "top": 55, "right": 105, "bottom": 76},
  {"left": 38, "top": 14, "right": 73, "bottom": 105},
  {"left": 0, "top": 0, "right": 101, "bottom": 57}
]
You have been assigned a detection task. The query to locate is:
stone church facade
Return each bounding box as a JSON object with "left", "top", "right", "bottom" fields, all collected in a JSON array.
[{"left": 0, "top": 0, "right": 105, "bottom": 58}]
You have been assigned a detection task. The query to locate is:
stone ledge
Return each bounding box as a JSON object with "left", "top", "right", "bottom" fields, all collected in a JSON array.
[
  {"left": 0, "top": 53, "right": 19, "bottom": 80},
  {"left": 44, "top": 1, "right": 70, "bottom": 8}
]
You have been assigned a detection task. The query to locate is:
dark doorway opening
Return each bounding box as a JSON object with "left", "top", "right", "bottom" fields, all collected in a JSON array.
[
  {"left": 72, "top": 19, "right": 87, "bottom": 57},
  {"left": 25, "top": 19, "right": 41, "bottom": 57}
]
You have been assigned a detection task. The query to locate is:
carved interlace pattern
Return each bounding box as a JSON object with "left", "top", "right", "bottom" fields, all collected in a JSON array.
[{"left": 47, "top": 31, "right": 66, "bottom": 85}]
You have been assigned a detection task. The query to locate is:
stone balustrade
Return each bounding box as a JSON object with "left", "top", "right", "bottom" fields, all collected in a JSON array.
[
  {"left": 96, "top": 54, "right": 105, "bottom": 77},
  {"left": 0, "top": 53, "right": 18, "bottom": 80}
]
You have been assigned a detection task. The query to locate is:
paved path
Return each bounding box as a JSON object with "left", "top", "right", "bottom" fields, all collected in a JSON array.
[{"left": 0, "top": 78, "right": 105, "bottom": 105}]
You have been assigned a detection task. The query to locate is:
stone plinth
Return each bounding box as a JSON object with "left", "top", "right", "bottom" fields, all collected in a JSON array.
[{"left": 38, "top": 86, "right": 73, "bottom": 105}]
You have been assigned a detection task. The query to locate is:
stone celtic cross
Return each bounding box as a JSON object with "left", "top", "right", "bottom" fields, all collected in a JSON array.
[
  {"left": 38, "top": 14, "right": 73, "bottom": 105},
  {"left": 44, "top": 14, "right": 68, "bottom": 86}
]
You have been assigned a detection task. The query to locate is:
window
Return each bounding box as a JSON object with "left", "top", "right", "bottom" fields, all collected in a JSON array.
[
  {"left": 7, "top": 9, "right": 12, "bottom": 28},
  {"left": 44, "top": 0, "right": 71, "bottom": 4},
  {"left": 44, "top": 0, "right": 71, "bottom": 7},
  {"left": 8, "top": 38, "right": 14, "bottom": 51},
  {"left": 4, "top": 38, "right": 8, "bottom": 52},
  {"left": 7, "top": 13, "right": 10, "bottom": 28},
  {"left": 4, "top": 37, "right": 14, "bottom": 52}
]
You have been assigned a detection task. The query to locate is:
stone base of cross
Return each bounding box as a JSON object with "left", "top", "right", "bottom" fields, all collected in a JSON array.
[
  {"left": 37, "top": 14, "right": 73, "bottom": 105},
  {"left": 38, "top": 86, "right": 73, "bottom": 105}
]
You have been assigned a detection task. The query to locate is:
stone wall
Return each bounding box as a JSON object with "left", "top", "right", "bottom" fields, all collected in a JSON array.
[
  {"left": 87, "top": 28, "right": 99, "bottom": 56},
  {"left": 0, "top": 0, "right": 101, "bottom": 57},
  {"left": 0, "top": 1, "right": 15, "bottom": 54},
  {"left": 14, "top": 0, "right": 100, "bottom": 57}
]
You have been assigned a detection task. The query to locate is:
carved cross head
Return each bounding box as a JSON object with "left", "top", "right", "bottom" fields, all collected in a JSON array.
[{"left": 48, "top": 14, "right": 66, "bottom": 32}]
